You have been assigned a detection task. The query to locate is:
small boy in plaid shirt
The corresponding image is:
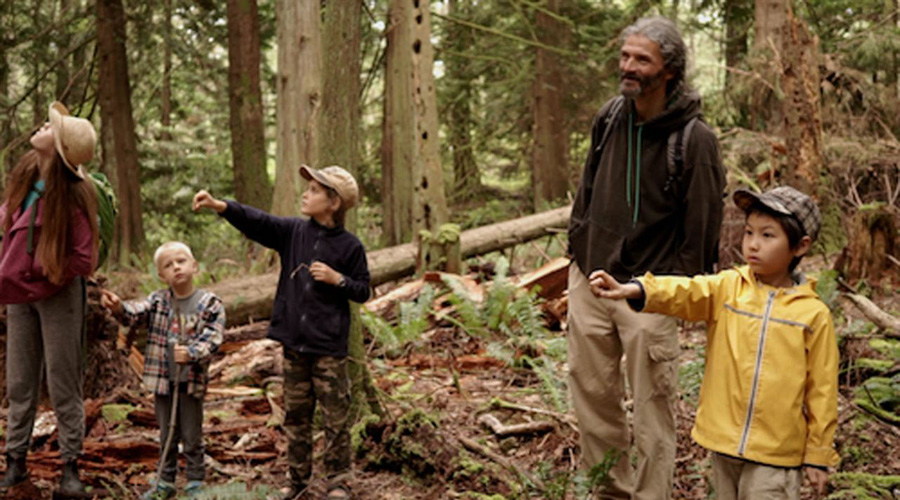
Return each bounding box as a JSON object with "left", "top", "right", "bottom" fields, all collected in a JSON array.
[{"left": 101, "top": 241, "right": 225, "bottom": 499}]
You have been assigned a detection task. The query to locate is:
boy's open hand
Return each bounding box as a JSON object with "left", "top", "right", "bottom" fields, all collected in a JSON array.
[
  {"left": 100, "top": 289, "right": 123, "bottom": 315},
  {"left": 588, "top": 269, "right": 641, "bottom": 300},
  {"left": 192, "top": 190, "right": 227, "bottom": 213},
  {"left": 805, "top": 467, "right": 828, "bottom": 498},
  {"left": 309, "top": 261, "right": 342, "bottom": 286}
]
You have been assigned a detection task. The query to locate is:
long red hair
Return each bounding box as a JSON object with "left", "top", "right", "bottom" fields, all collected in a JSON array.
[{"left": 2, "top": 150, "right": 99, "bottom": 285}]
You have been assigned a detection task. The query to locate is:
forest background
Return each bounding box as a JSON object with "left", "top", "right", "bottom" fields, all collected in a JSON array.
[{"left": 1, "top": 0, "right": 900, "bottom": 498}]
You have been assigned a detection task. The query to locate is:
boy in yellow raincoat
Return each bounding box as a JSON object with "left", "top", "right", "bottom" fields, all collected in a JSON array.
[{"left": 588, "top": 186, "right": 838, "bottom": 500}]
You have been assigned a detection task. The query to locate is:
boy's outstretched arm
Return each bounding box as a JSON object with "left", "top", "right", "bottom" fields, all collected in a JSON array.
[
  {"left": 193, "top": 189, "right": 294, "bottom": 251},
  {"left": 588, "top": 269, "right": 642, "bottom": 300}
]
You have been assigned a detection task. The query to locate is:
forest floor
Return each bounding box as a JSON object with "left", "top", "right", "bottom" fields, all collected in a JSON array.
[{"left": 1, "top": 257, "right": 899, "bottom": 500}]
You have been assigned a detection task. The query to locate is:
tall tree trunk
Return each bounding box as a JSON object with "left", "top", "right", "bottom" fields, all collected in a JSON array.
[
  {"left": 382, "top": 0, "right": 416, "bottom": 245},
  {"left": 890, "top": 0, "right": 899, "bottom": 100},
  {"left": 97, "top": 0, "right": 144, "bottom": 262},
  {"left": 445, "top": 0, "right": 482, "bottom": 202},
  {"left": 69, "top": 0, "right": 87, "bottom": 107},
  {"left": 55, "top": 0, "right": 71, "bottom": 100},
  {"left": 160, "top": 0, "right": 172, "bottom": 141},
  {"left": 723, "top": 0, "right": 750, "bottom": 88},
  {"left": 752, "top": 0, "right": 788, "bottom": 130},
  {"left": 0, "top": 2, "right": 11, "bottom": 181},
  {"left": 754, "top": 0, "right": 787, "bottom": 52},
  {"left": 226, "top": 0, "right": 271, "bottom": 209},
  {"left": 319, "top": 0, "right": 380, "bottom": 419},
  {"left": 780, "top": 8, "right": 822, "bottom": 195},
  {"left": 411, "top": 0, "right": 448, "bottom": 237},
  {"left": 272, "top": 0, "right": 321, "bottom": 216},
  {"left": 531, "top": 0, "right": 568, "bottom": 209}
]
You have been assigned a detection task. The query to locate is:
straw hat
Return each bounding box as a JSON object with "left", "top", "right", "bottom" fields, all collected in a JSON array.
[{"left": 48, "top": 101, "right": 97, "bottom": 180}]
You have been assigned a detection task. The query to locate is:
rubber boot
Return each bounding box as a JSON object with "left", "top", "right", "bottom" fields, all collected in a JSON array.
[
  {"left": 56, "top": 459, "right": 87, "bottom": 497},
  {"left": 0, "top": 453, "right": 28, "bottom": 488}
]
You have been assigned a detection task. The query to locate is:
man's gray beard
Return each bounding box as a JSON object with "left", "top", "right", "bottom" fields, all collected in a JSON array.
[{"left": 619, "top": 81, "right": 641, "bottom": 98}]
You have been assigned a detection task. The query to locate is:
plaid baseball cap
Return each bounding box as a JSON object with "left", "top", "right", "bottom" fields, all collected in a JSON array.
[
  {"left": 733, "top": 186, "right": 821, "bottom": 241},
  {"left": 299, "top": 164, "right": 359, "bottom": 209}
]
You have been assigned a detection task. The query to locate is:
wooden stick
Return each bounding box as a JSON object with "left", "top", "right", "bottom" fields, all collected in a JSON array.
[
  {"left": 490, "top": 398, "right": 578, "bottom": 431},
  {"left": 478, "top": 413, "right": 555, "bottom": 437}
]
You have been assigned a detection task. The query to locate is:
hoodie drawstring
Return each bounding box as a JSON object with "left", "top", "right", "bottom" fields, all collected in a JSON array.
[{"left": 625, "top": 112, "right": 643, "bottom": 228}]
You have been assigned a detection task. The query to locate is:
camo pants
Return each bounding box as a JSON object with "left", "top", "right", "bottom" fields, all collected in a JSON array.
[{"left": 283, "top": 348, "right": 351, "bottom": 487}]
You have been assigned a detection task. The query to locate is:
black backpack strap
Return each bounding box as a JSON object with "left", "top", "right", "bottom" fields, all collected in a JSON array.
[
  {"left": 665, "top": 116, "right": 699, "bottom": 199},
  {"left": 595, "top": 95, "right": 626, "bottom": 155}
]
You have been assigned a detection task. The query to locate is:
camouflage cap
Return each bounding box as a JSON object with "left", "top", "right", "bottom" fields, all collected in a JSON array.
[{"left": 733, "top": 185, "right": 821, "bottom": 242}]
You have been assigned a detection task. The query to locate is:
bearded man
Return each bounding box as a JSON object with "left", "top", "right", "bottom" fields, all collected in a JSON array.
[{"left": 566, "top": 16, "right": 725, "bottom": 499}]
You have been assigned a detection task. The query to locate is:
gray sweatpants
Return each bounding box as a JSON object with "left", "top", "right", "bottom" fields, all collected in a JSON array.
[
  {"left": 5, "top": 278, "right": 85, "bottom": 462},
  {"left": 154, "top": 384, "right": 205, "bottom": 483}
]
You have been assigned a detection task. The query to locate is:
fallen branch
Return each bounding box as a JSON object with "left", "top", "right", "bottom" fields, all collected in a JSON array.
[
  {"left": 458, "top": 435, "right": 545, "bottom": 491},
  {"left": 478, "top": 413, "right": 555, "bottom": 437},
  {"left": 489, "top": 398, "right": 577, "bottom": 431},
  {"left": 843, "top": 293, "right": 900, "bottom": 338}
]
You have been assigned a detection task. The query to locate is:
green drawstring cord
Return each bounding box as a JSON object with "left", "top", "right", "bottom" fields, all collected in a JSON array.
[
  {"left": 633, "top": 126, "right": 642, "bottom": 227},
  {"left": 625, "top": 111, "right": 643, "bottom": 227},
  {"left": 626, "top": 113, "right": 633, "bottom": 208}
]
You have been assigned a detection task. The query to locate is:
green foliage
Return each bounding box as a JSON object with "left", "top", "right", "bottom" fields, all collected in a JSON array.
[
  {"left": 826, "top": 472, "right": 900, "bottom": 500},
  {"left": 361, "top": 284, "right": 437, "bottom": 351},
  {"left": 815, "top": 269, "right": 842, "bottom": 309},
  {"left": 854, "top": 374, "right": 900, "bottom": 422},
  {"left": 101, "top": 404, "right": 135, "bottom": 424},
  {"left": 175, "top": 481, "right": 277, "bottom": 500},
  {"left": 679, "top": 352, "right": 705, "bottom": 407}
]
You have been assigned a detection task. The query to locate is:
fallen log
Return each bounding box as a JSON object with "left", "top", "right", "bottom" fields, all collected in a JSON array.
[
  {"left": 209, "top": 205, "right": 571, "bottom": 327},
  {"left": 843, "top": 292, "right": 900, "bottom": 338}
]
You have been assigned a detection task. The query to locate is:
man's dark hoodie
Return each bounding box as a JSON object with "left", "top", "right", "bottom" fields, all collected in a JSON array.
[{"left": 569, "top": 87, "right": 725, "bottom": 283}]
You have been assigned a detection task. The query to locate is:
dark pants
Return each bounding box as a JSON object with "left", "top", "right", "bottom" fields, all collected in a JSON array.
[
  {"left": 5, "top": 278, "right": 85, "bottom": 462},
  {"left": 154, "top": 383, "right": 205, "bottom": 482},
  {"left": 283, "top": 348, "right": 351, "bottom": 486}
]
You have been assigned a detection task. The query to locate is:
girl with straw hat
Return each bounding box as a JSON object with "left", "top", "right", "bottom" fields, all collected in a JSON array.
[{"left": 0, "top": 102, "right": 99, "bottom": 497}]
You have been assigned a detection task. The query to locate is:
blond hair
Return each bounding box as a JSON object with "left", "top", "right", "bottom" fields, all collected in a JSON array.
[{"left": 153, "top": 241, "right": 195, "bottom": 270}]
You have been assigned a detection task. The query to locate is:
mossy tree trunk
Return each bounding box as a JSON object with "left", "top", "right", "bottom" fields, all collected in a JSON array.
[
  {"left": 227, "top": 0, "right": 272, "bottom": 210},
  {"left": 319, "top": 0, "right": 382, "bottom": 418},
  {"left": 531, "top": 0, "right": 568, "bottom": 210},
  {"left": 97, "top": 0, "right": 144, "bottom": 262}
]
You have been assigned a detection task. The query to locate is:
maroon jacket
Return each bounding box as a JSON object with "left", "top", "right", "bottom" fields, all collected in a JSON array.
[{"left": 0, "top": 200, "right": 95, "bottom": 304}]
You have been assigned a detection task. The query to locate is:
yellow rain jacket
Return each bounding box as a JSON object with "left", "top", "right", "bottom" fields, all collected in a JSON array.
[{"left": 635, "top": 266, "right": 839, "bottom": 468}]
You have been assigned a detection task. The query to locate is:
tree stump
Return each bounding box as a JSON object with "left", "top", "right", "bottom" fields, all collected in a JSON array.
[{"left": 838, "top": 206, "right": 900, "bottom": 289}]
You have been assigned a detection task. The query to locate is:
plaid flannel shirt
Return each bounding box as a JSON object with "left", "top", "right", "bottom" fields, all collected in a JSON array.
[{"left": 120, "top": 288, "right": 225, "bottom": 396}]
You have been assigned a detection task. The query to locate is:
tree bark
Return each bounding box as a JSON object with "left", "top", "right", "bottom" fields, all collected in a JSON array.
[
  {"left": 411, "top": 0, "right": 449, "bottom": 236},
  {"left": 780, "top": 9, "right": 822, "bottom": 194},
  {"left": 160, "top": 0, "right": 172, "bottom": 141},
  {"left": 723, "top": 0, "right": 750, "bottom": 88},
  {"left": 531, "top": 0, "right": 568, "bottom": 209},
  {"left": 320, "top": 0, "right": 378, "bottom": 418},
  {"left": 445, "top": 0, "right": 482, "bottom": 202},
  {"left": 97, "top": 0, "right": 144, "bottom": 261},
  {"left": 272, "top": 0, "right": 320, "bottom": 216},
  {"left": 754, "top": 0, "right": 787, "bottom": 52},
  {"left": 227, "top": 0, "right": 272, "bottom": 209},
  {"left": 208, "top": 206, "right": 572, "bottom": 327},
  {"left": 54, "top": 0, "right": 71, "bottom": 100},
  {"left": 382, "top": 0, "right": 416, "bottom": 245}
]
